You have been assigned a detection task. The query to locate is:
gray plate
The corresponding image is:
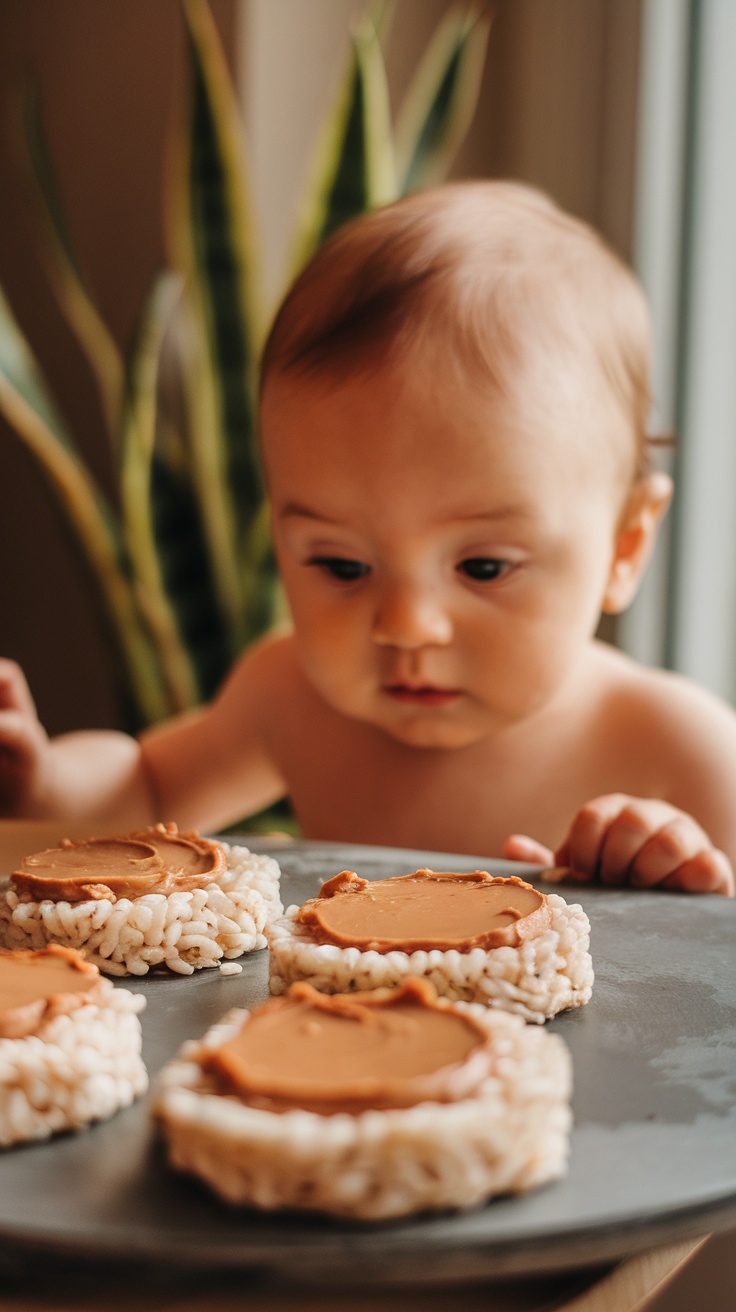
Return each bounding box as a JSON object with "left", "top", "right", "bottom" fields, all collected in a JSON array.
[{"left": 1, "top": 837, "right": 735, "bottom": 1285}]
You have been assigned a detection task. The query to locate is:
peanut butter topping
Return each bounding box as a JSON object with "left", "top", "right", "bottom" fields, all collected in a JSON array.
[
  {"left": 11, "top": 823, "right": 226, "bottom": 903},
  {"left": 204, "top": 979, "right": 492, "bottom": 1114},
  {"left": 297, "top": 869, "right": 550, "bottom": 952},
  {"left": 0, "top": 945, "right": 103, "bottom": 1040}
]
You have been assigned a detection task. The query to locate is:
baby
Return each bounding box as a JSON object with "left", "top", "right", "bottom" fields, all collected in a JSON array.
[{"left": 2, "top": 181, "right": 735, "bottom": 894}]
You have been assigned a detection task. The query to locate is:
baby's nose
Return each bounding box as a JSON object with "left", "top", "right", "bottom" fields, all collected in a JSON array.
[{"left": 372, "top": 580, "right": 453, "bottom": 648}]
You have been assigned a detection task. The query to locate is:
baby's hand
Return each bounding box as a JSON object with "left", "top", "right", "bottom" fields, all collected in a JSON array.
[
  {"left": 0, "top": 659, "right": 52, "bottom": 816},
  {"left": 503, "top": 793, "right": 735, "bottom": 896}
]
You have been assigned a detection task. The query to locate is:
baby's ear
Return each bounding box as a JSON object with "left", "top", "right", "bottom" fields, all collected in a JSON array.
[{"left": 601, "top": 472, "right": 673, "bottom": 614}]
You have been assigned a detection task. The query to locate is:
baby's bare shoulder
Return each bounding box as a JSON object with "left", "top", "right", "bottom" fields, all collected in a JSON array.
[
  {"left": 593, "top": 643, "right": 736, "bottom": 737},
  {"left": 223, "top": 629, "right": 302, "bottom": 701},
  {"left": 143, "top": 630, "right": 304, "bottom": 757},
  {"left": 222, "top": 628, "right": 327, "bottom": 742},
  {"left": 589, "top": 644, "right": 736, "bottom": 828}
]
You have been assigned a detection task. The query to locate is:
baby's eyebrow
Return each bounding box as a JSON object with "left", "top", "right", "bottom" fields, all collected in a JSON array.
[
  {"left": 279, "top": 502, "right": 341, "bottom": 524},
  {"left": 279, "top": 501, "right": 534, "bottom": 527},
  {"left": 463, "top": 506, "right": 527, "bottom": 519},
  {"left": 437, "top": 504, "right": 533, "bottom": 526}
]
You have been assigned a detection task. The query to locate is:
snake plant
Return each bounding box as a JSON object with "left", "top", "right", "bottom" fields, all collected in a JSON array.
[{"left": 0, "top": 0, "right": 490, "bottom": 727}]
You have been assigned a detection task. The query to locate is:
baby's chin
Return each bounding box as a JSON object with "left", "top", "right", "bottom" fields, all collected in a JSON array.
[{"left": 370, "top": 707, "right": 490, "bottom": 751}]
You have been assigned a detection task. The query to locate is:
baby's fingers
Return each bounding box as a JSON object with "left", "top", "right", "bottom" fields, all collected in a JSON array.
[
  {"left": 0, "top": 709, "right": 41, "bottom": 758},
  {"left": 659, "top": 849, "right": 735, "bottom": 897},
  {"left": 501, "top": 834, "right": 554, "bottom": 865},
  {"left": 0, "top": 659, "right": 38, "bottom": 716},
  {"left": 558, "top": 793, "right": 732, "bottom": 895},
  {"left": 0, "top": 708, "right": 50, "bottom": 814},
  {"left": 563, "top": 794, "right": 668, "bottom": 880},
  {"left": 619, "top": 811, "right": 709, "bottom": 888},
  {"left": 598, "top": 803, "right": 708, "bottom": 887}
]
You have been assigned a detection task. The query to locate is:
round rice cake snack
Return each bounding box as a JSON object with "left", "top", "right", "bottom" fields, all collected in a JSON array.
[
  {"left": 0, "top": 823, "right": 282, "bottom": 977},
  {"left": 152, "top": 977, "right": 572, "bottom": 1220},
  {"left": 0, "top": 944, "right": 147, "bottom": 1147},
  {"left": 268, "top": 868, "right": 593, "bottom": 1022}
]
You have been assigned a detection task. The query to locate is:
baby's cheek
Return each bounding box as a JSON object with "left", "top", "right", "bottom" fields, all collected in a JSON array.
[
  {"left": 474, "top": 633, "right": 573, "bottom": 718},
  {"left": 294, "top": 619, "right": 364, "bottom": 696},
  {"left": 300, "top": 607, "right": 358, "bottom": 658}
]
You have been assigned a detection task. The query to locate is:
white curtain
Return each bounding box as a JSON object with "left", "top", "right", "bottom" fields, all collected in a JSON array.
[{"left": 624, "top": 0, "right": 736, "bottom": 707}]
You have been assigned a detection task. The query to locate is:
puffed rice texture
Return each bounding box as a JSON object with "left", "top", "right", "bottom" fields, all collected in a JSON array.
[
  {"left": 0, "top": 843, "right": 282, "bottom": 977},
  {"left": 268, "top": 891, "right": 593, "bottom": 1022},
  {"left": 0, "top": 979, "right": 147, "bottom": 1146},
  {"left": 152, "top": 999, "right": 572, "bottom": 1219}
]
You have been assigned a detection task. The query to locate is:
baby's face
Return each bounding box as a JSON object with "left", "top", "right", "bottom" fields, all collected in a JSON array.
[{"left": 262, "top": 360, "right": 627, "bottom": 750}]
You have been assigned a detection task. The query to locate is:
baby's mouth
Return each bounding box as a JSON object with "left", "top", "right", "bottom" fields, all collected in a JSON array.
[{"left": 383, "top": 684, "right": 461, "bottom": 707}]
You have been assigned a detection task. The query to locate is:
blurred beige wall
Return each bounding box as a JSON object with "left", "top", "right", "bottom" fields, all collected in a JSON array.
[
  {"left": 241, "top": 0, "right": 641, "bottom": 308},
  {"left": 0, "top": 0, "right": 639, "bottom": 735}
]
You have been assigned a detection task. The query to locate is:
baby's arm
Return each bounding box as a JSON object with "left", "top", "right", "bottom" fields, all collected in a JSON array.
[
  {"left": 0, "top": 657, "right": 153, "bottom": 824},
  {"left": 139, "top": 632, "right": 288, "bottom": 832},
  {"left": 0, "top": 632, "right": 288, "bottom": 832}
]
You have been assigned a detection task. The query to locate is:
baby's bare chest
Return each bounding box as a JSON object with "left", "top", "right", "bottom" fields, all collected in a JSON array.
[{"left": 269, "top": 704, "right": 661, "bottom": 857}]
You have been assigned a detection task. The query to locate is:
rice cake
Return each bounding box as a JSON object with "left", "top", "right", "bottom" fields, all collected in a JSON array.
[
  {"left": 0, "top": 824, "right": 282, "bottom": 977},
  {"left": 0, "top": 945, "right": 147, "bottom": 1146},
  {"left": 268, "top": 869, "right": 593, "bottom": 1022},
  {"left": 153, "top": 978, "right": 572, "bottom": 1219}
]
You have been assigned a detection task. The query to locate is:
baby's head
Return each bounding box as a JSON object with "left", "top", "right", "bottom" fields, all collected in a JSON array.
[
  {"left": 262, "top": 179, "right": 652, "bottom": 496},
  {"left": 259, "top": 182, "right": 670, "bottom": 749}
]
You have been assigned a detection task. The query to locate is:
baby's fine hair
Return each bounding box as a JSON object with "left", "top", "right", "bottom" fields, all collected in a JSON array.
[{"left": 261, "top": 180, "right": 652, "bottom": 478}]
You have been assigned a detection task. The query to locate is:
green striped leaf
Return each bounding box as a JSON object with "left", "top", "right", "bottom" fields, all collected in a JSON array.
[
  {"left": 21, "top": 79, "right": 124, "bottom": 446},
  {"left": 0, "top": 286, "right": 169, "bottom": 724},
  {"left": 119, "top": 271, "right": 201, "bottom": 713},
  {"left": 368, "top": 0, "right": 395, "bottom": 44},
  {"left": 171, "top": 0, "right": 266, "bottom": 654},
  {"left": 149, "top": 441, "right": 233, "bottom": 701},
  {"left": 141, "top": 309, "right": 234, "bottom": 703},
  {"left": 239, "top": 498, "right": 280, "bottom": 641},
  {"left": 395, "top": 5, "right": 491, "bottom": 195},
  {"left": 288, "top": 12, "right": 397, "bottom": 277}
]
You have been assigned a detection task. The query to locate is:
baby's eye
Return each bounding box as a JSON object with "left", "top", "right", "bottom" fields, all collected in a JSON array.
[
  {"left": 458, "top": 557, "right": 510, "bottom": 582},
  {"left": 308, "top": 556, "right": 371, "bottom": 582}
]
